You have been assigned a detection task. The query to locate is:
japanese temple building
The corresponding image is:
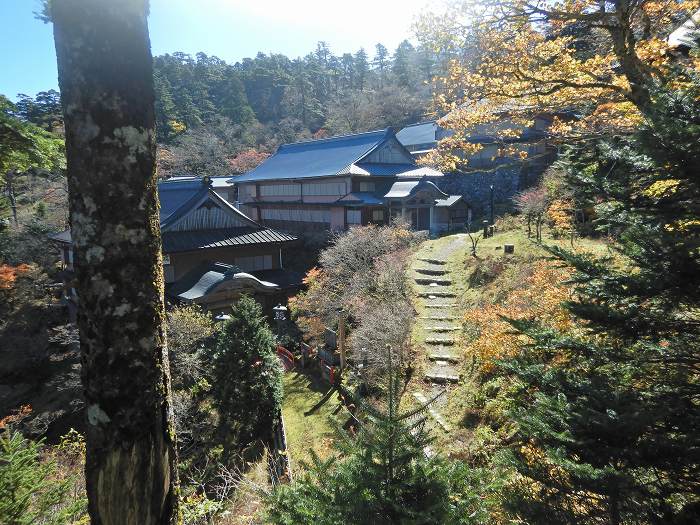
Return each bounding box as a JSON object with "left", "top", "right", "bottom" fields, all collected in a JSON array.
[
  {"left": 50, "top": 177, "right": 300, "bottom": 314},
  {"left": 231, "top": 128, "right": 469, "bottom": 234}
]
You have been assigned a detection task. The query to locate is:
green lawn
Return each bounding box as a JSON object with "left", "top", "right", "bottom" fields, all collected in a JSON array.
[{"left": 281, "top": 370, "right": 343, "bottom": 472}]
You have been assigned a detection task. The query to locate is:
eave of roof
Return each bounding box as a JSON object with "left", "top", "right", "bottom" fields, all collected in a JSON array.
[
  {"left": 336, "top": 191, "right": 386, "bottom": 205},
  {"left": 435, "top": 195, "right": 464, "bottom": 207},
  {"left": 162, "top": 228, "right": 297, "bottom": 253},
  {"left": 48, "top": 229, "right": 72, "bottom": 244},
  {"left": 353, "top": 162, "right": 444, "bottom": 178}
]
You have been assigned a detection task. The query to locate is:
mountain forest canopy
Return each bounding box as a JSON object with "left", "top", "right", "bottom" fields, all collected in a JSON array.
[{"left": 151, "top": 40, "right": 442, "bottom": 176}]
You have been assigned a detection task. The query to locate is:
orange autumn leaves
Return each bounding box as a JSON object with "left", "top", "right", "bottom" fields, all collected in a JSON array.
[
  {"left": 463, "top": 261, "right": 572, "bottom": 371},
  {"left": 0, "top": 263, "right": 32, "bottom": 290}
]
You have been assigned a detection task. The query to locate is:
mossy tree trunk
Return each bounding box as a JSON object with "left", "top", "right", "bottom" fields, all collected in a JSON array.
[{"left": 51, "top": 1, "right": 179, "bottom": 523}]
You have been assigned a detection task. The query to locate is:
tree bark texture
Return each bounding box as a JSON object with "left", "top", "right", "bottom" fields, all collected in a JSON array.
[{"left": 51, "top": 1, "right": 179, "bottom": 523}]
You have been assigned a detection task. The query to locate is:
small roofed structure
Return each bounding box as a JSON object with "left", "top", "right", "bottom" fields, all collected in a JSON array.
[
  {"left": 384, "top": 178, "right": 471, "bottom": 232},
  {"left": 395, "top": 121, "right": 452, "bottom": 159},
  {"left": 167, "top": 262, "right": 282, "bottom": 312}
]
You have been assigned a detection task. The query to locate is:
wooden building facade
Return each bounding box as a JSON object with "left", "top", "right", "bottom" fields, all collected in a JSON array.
[
  {"left": 231, "top": 128, "right": 468, "bottom": 235},
  {"left": 50, "top": 177, "right": 300, "bottom": 314}
]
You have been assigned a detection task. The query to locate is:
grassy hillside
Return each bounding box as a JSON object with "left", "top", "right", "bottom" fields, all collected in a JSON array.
[{"left": 408, "top": 224, "right": 613, "bottom": 457}]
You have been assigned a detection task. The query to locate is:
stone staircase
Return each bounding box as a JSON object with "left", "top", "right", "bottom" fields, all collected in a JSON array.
[{"left": 410, "top": 236, "right": 468, "bottom": 432}]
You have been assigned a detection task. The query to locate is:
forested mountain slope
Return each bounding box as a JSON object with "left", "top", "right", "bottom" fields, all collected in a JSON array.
[{"left": 152, "top": 40, "right": 442, "bottom": 176}]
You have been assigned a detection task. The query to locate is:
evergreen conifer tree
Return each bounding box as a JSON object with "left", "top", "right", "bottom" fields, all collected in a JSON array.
[
  {"left": 267, "top": 349, "right": 491, "bottom": 524},
  {"left": 209, "top": 295, "right": 283, "bottom": 448},
  {"left": 500, "top": 71, "right": 700, "bottom": 524}
]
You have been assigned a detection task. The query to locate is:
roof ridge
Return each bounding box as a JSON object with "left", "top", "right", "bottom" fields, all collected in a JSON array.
[
  {"left": 279, "top": 128, "right": 390, "bottom": 149},
  {"left": 400, "top": 120, "right": 437, "bottom": 128}
]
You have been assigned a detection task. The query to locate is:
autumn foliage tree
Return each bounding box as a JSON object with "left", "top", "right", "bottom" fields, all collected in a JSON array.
[
  {"left": 228, "top": 148, "right": 270, "bottom": 173},
  {"left": 463, "top": 260, "right": 572, "bottom": 372},
  {"left": 416, "top": 0, "right": 700, "bottom": 170},
  {"left": 290, "top": 222, "right": 423, "bottom": 370},
  {"left": 514, "top": 187, "right": 547, "bottom": 240}
]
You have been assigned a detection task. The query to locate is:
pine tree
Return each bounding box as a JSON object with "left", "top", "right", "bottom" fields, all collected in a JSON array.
[
  {"left": 499, "top": 71, "right": 700, "bottom": 524},
  {"left": 354, "top": 48, "right": 369, "bottom": 92},
  {"left": 0, "top": 431, "right": 86, "bottom": 524},
  {"left": 267, "top": 349, "right": 492, "bottom": 524},
  {"left": 209, "top": 295, "right": 283, "bottom": 448},
  {"left": 374, "top": 43, "right": 389, "bottom": 88},
  {"left": 392, "top": 40, "right": 417, "bottom": 88}
]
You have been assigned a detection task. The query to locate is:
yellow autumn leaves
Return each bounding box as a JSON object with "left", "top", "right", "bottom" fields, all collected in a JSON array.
[
  {"left": 463, "top": 260, "right": 573, "bottom": 372},
  {"left": 415, "top": 0, "right": 700, "bottom": 171}
]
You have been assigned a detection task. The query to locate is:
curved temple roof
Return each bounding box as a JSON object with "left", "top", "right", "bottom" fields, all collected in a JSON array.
[{"left": 167, "top": 262, "right": 280, "bottom": 302}]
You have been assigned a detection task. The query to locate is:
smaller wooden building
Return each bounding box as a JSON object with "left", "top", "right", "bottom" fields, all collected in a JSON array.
[{"left": 50, "top": 177, "right": 300, "bottom": 314}]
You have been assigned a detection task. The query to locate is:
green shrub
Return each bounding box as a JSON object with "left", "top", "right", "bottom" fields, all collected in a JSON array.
[{"left": 0, "top": 430, "right": 86, "bottom": 525}]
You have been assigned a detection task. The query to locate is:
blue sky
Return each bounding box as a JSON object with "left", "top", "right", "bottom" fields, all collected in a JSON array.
[{"left": 1, "top": 0, "right": 430, "bottom": 100}]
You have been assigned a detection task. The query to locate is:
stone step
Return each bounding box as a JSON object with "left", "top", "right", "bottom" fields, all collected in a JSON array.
[
  {"left": 415, "top": 268, "right": 449, "bottom": 276},
  {"left": 414, "top": 277, "right": 453, "bottom": 286},
  {"left": 418, "top": 258, "right": 447, "bottom": 265},
  {"left": 425, "top": 338, "right": 456, "bottom": 345},
  {"left": 420, "top": 316, "right": 459, "bottom": 321},
  {"left": 424, "top": 372, "right": 460, "bottom": 384},
  {"left": 423, "top": 303, "right": 457, "bottom": 308},
  {"left": 412, "top": 392, "right": 450, "bottom": 431},
  {"left": 428, "top": 353, "right": 460, "bottom": 363},
  {"left": 417, "top": 291, "right": 457, "bottom": 298},
  {"left": 425, "top": 326, "right": 460, "bottom": 332}
]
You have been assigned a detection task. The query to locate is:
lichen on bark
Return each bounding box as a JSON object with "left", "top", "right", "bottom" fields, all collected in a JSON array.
[{"left": 51, "top": 0, "right": 180, "bottom": 523}]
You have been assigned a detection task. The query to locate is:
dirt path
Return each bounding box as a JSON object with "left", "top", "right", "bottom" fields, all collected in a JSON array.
[{"left": 409, "top": 234, "right": 468, "bottom": 432}]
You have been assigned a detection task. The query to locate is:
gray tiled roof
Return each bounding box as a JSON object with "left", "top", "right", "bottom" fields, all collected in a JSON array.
[
  {"left": 162, "top": 228, "right": 296, "bottom": 253},
  {"left": 233, "top": 129, "right": 391, "bottom": 183},
  {"left": 230, "top": 128, "right": 437, "bottom": 183},
  {"left": 396, "top": 121, "right": 438, "bottom": 148},
  {"left": 668, "top": 9, "right": 700, "bottom": 48},
  {"left": 384, "top": 179, "right": 448, "bottom": 199}
]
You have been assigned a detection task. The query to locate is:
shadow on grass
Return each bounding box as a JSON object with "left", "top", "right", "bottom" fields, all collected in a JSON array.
[{"left": 282, "top": 368, "right": 344, "bottom": 466}]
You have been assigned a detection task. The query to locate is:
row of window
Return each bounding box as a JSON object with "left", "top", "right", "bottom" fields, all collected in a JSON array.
[
  {"left": 243, "top": 181, "right": 379, "bottom": 199},
  {"left": 348, "top": 209, "right": 384, "bottom": 224},
  {"left": 259, "top": 184, "right": 300, "bottom": 197},
  {"left": 236, "top": 255, "right": 273, "bottom": 271},
  {"left": 303, "top": 182, "right": 348, "bottom": 196},
  {"left": 257, "top": 181, "right": 349, "bottom": 197},
  {"left": 260, "top": 208, "right": 332, "bottom": 223}
]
